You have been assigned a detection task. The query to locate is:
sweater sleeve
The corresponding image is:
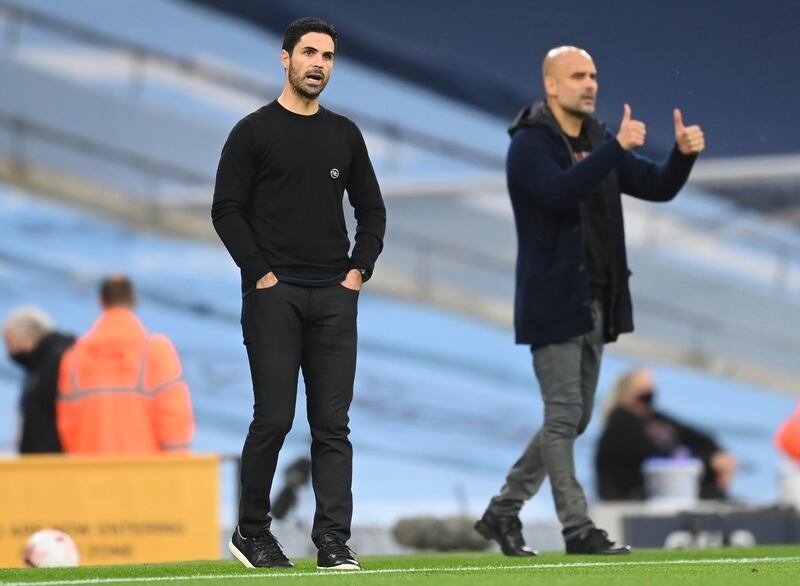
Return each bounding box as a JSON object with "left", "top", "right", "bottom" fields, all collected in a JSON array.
[
  {"left": 600, "top": 408, "right": 671, "bottom": 464},
  {"left": 346, "top": 124, "right": 386, "bottom": 274},
  {"left": 211, "top": 117, "right": 272, "bottom": 283},
  {"left": 659, "top": 412, "right": 720, "bottom": 460},
  {"left": 618, "top": 142, "right": 697, "bottom": 202},
  {"left": 507, "top": 128, "right": 627, "bottom": 212}
]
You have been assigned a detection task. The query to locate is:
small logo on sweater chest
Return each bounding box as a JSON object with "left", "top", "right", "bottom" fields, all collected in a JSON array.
[{"left": 330, "top": 168, "right": 340, "bottom": 179}]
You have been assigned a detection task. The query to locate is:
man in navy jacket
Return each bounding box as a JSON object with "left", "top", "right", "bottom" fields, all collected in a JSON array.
[{"left": 475, "top": 46, "right": 705, "bottom": 555}]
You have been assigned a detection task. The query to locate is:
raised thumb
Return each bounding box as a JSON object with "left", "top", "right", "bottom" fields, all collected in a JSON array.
[
  {"left": 622, "top": 103, "right": 632, "bottom": 123},
  {"left": 673, "top": 108, "right": 684, "bottom": 130}
]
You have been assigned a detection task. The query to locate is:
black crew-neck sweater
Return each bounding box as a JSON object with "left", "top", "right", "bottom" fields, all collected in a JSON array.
[{"left": 211, "top": 100, "right": 386, "bottom": 292}]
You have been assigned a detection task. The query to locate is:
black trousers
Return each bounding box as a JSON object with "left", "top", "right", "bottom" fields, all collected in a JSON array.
[{"left": 238, "top": 281, "right": 358, "bottom": 544}]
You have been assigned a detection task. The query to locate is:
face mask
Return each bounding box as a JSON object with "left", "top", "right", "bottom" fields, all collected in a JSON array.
[
  {"left": 8, "top": 350, "right": 35, "bottom": 370},
  {"left": 637, "top": 390, "right": 655, "bottom": 406}
]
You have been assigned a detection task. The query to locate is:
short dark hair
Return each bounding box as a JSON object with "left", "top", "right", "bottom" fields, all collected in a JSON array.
[
  {"left": 282, "top": 17, "right": 337, "bottom": 55},
  {"left": 100, "top": 274, "right": 135, "bottom": 308}
]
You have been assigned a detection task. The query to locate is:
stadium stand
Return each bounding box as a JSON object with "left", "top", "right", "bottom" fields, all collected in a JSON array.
[
  {"left": 0, "top": 185, "right": 795, "bottom": 537},
  {"left": 1, "top": 0, "right": 799, "bottom": 554},
  {"left": 2, "top": 0, "right": 800, "bottom": 391}
]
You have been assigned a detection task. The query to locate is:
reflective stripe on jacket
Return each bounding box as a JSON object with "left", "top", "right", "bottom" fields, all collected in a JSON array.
[{"left": 57, "top": 308, "right": 194, "bottom": 454}]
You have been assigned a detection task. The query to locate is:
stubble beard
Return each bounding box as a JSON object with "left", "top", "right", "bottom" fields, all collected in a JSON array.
[
  {"left": 288, "top": 61, "right": 327, "bottom": 101},
  {"left": 563, "top": 102, "right": 593, "bottom": 119},
  {"left": 558, "top": 93, "right": 595, "bottom": 119}
]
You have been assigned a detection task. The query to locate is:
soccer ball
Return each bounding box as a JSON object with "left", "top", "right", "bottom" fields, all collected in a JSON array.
[{"left": 23, "top": 529, "right": 80, "bottom": 568}]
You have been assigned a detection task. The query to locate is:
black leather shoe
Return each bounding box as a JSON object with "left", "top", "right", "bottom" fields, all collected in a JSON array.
[
  {"left": 565, "top": 527, "right": 632, "bottom": 555},
  {"left": 475, "top": 511, "right": 538, "bottom": 557},
  {"left": 316, "top": 533, "right": 361, "bottom": 570},
  {"left": 228, "top": 525, "right": 293, "bottom": 568}
]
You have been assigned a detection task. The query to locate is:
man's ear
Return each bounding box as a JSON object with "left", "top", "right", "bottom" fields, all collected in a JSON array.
[
  {"left": 543, "top": 76, "right": 558, "bottom": 98},
  {"left": 281, "top": 49, "right": 290, "bottom": 72}
]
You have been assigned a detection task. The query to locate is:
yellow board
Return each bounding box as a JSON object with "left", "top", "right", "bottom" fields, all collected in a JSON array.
[{"left": 0, "top": 454, "right": 220, "bottom": 567}]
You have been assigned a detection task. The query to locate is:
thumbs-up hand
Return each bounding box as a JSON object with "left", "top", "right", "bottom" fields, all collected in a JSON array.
[
  {"left": 674, "top": 108, "right": 705, "bottom": 155},
  {"left": 616, "top": 104, "right": 646, "bottom": 151}
]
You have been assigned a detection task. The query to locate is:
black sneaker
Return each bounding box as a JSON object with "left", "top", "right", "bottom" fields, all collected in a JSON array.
[
  {"left": 228, "top": 525, "right": 293, "bottom": 568},
  {"left": 316, "top": 533, "right": 361, "bottom": 570},
  {"left": 565, "top": 527, "right": 632, "bottom": 555},
  {"left": 475, "top": 510, "right": 538, "bottom": 557}
]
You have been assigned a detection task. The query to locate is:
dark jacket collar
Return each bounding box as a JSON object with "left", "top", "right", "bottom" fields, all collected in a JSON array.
[
  {"left": 509, "top": 100, "right": 606, "bottom": 147},
  {"left": 27, "top": 331, "right": 75, "bottom": 370}
]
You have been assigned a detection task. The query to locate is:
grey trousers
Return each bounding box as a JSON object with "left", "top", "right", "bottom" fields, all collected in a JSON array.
[{"left": 488, "top": 301, "right": 604, "bottom": 538}]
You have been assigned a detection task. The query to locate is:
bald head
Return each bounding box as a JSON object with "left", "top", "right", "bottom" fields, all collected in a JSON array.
[
  {"left": 542, "top": 46, "right": 594, "bottom": 79},
  {"left": 541, "top": 46, "right": 598, "bottom": 127}
]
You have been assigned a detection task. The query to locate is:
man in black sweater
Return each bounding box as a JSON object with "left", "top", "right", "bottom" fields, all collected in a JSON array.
[
  {"left": 3, "top": 306, "right": 73, "bottom": 454},
  {"left": 475, "top": 46, "right": 705, "bottom": 556},
  {"left": 212, "top": 18, "right": 385, "bottom": 571}
]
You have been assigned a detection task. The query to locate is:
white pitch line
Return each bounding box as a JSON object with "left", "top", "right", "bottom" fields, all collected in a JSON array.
[{"left": 2, "top": 556, "right": 800, "bottom": 586}]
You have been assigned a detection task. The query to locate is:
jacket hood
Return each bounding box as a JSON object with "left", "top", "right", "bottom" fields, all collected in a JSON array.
[
  {"left": 21, "top": 331, "right": 75, "bottom": 371},
  {"left": 35, "top": 331, "right": 75, "bottom": 359},
  {"left": 509, "top": 100, "right": 606, "bottom": 144}
]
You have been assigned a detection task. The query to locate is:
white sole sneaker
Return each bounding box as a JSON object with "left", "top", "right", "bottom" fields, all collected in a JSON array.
[
  {"left": 228, "top": 540, "right": 255, "bottom": 569},
  {"left": 317, "top": 562, "right": 361, "bottom": 571}
]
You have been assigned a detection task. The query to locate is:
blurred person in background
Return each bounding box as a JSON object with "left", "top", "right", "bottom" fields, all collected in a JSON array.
[
  {"left": 774, "top": 404, "right": 800, "bottom": 508},
  {"left": 57, "top": 274, "right": 194, "bottom": 455},
  {"left": 212, "top": 17, "right": 385, "bottom": 571},
  {"left": 476, "top": 46, "right": 705, "bottom": 556},
  {"left": 3, "top": 306, "right": 74, "bottom": 453},
  {"left": 775, "top": 404, "right": 800, "bottom": 461},
  {"left": 596, "top": 368, "right": 737, "bottom": 501}
]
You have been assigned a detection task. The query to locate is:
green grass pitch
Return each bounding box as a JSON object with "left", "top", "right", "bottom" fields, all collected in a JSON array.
[{"left": 2, "top": 547, "right": 800, "bottom": 585}]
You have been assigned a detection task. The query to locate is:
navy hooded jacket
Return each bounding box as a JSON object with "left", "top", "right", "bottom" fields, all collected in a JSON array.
[{"left": 507, "top": 102, "right": 696, "bottom": 346}]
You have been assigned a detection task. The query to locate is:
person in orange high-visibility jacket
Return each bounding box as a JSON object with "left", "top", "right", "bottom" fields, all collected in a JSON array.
[
  {"left": 776, "top": 405, "right": 800, "bottom": 462},
  {"left": 57, "top": 274, "right": 194, "bottom": 454}
]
